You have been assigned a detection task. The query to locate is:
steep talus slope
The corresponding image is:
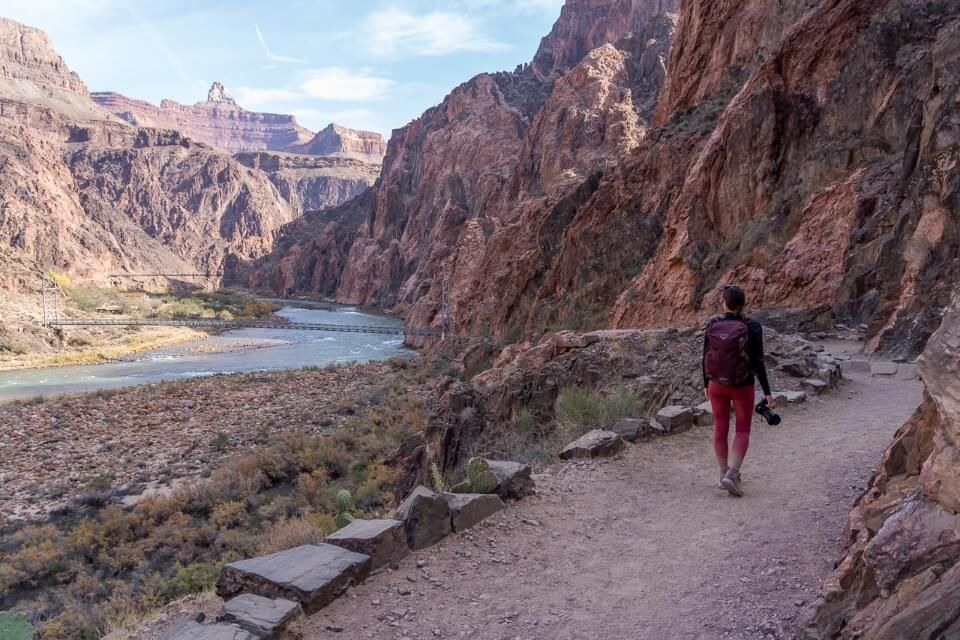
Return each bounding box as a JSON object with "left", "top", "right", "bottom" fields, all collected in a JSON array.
[
  {"left": 0, "top": 17, "right": 298, "bottom": 289},
  {"left": 66, "top": 130, "right": 299, "bottom": 277},
  {"left": 807, "top": 299, "right": 960, "bottom": 639}
]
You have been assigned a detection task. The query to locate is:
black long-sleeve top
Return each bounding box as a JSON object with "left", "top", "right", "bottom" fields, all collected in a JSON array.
[{"left": 702, "top": 313, "right": 772, "bottom": 396}]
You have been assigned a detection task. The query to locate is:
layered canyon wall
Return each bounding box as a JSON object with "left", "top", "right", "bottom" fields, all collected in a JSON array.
[
  {"left": 0, "top": 17, "right": 299, "bottom": 288},
  {"left": 247, "top": 0, "right": 958, "bottom": 360},
  {"left": 92, "top": 84, "right": 387, "bottom": 161},
  {"left": 92, "top": 83, "right": 314, "bottom": 155}
]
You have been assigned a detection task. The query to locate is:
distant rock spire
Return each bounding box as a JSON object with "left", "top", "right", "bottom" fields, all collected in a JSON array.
[{"left": 206, "top": 81, "right": 237, "bottom": 106}]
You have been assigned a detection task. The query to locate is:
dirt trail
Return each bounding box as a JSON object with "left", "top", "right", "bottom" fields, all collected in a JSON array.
[{"left": 296, "top": 370, "right": 922, "bottom": 640}]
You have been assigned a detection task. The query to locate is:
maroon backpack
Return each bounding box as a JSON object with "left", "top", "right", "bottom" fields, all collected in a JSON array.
[{"left": 705, "top": 318, "right": 751, "bottom": 386}]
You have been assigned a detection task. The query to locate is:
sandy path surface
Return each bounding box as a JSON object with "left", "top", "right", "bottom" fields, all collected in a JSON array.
[{"left": 296, "top": 370, "right": 922, "bottom": 640}]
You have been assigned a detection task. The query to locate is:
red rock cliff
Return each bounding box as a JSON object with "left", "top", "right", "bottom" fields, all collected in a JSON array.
[
  {"left": 245, "top": 0, "right": 681, "bottom": 314},
  {"left": 246, "top": 0, "right": 957, "bottom": 359},
  {"left": 0, "top": 20, "right": 299, "bottom": 289}
]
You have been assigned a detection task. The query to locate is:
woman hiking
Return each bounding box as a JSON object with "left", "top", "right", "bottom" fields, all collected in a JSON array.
[{"left": 702, "top": 285, "right": 775, "bottom": 497}]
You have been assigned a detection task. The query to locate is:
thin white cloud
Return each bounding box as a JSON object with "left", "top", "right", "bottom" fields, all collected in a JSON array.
[
  {"left": 232, "top": 86, "right": 302, "bottom": 106},
  {"left": 364, "top": 8, "right": 508, "bottom": 57},
  {"left": 254, "top": 23, "right": 307, "bottom": 64},
  {"left": 300, "top": 67, "right": 394, "bottom": 101}
]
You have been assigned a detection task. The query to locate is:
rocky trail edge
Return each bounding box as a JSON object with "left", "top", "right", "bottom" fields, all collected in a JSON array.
[{"left": 292, "top": 369, "right": 922, "bottom": 640}]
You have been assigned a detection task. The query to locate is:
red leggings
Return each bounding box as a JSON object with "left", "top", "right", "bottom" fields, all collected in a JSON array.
[{"left": 708, "top": 381, "right": 755, "bottom": 464}]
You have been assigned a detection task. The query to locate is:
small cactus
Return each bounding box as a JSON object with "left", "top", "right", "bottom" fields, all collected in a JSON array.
[
  {"left": 335, "top": 489, "right": 355, "bottom": 529},
  {"left": 450, "top": 480, "right": 473, "bottom": 494},
  {"left": 458, "top": 457, "right": 499, "bottom": 494}
]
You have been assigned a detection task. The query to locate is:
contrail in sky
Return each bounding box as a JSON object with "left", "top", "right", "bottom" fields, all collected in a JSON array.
[{"left": 254, "top": 23, "right": 307, "bottom": 64}]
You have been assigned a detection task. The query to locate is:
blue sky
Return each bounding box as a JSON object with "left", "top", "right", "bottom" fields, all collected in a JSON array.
[{"left": 0, "top": 0, "right": 565, "bottom": 136}]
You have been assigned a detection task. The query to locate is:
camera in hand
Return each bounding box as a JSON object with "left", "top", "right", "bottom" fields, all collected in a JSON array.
[{"left": 755, "top": 399, "right": 781, "bottom": 426}]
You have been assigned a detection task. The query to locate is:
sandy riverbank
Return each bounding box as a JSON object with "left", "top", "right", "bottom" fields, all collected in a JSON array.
[{"left": 0, "top": 326, "right": 209, "bottom": 372}]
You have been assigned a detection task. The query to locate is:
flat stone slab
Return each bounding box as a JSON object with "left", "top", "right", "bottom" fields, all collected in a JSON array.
[
  {"left": 844, "top": 359, "right": 871, "bottom": 373},
  {"left": 782, "top": 391, "right": 807, "bottom": 404},
  {"left": 326, "top": 519, "right": 409, "bottom": 571},
  {"left": 486, "top": 460, "right": 535, "bottom": 499},
  {"left": 169, "top": 621, "right": 258, "bottom": 640},
  {"left": 216, "top": 544, "right": 371, "bottom": 614},
  {"left": 396, "top": 486, "right": 452, "bottom": 550},
  {"left": 611, "top": 418, "right": 643, "bottom": 443},
  {"left": 222, "top": 594, "right": 302, "bottom": 639},
  {"left": 896, "top": 363, "right": 919, "bottom": 380},
  {"left": 654, "top": 406, "right": 694, "bottom": 433},
  {"left": 559, "top": 429, "right": 626, "bottom": 460},
  {"left": 442, "top": 493, "right": 506, "bottom": 532},
  {"left": 801, "top": 378, "right": 829, "bottom": 394},
  {"left": 871, "top": 361, "right": 899, "bottom": 376}
]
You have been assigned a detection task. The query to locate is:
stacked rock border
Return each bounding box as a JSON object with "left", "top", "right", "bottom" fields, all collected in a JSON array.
[{"left": 167, "top": 459, "right": 534, "bottom": 639}]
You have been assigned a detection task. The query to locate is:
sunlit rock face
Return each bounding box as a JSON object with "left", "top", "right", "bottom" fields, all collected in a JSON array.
[
  {"left": 254, "top": 0, "right": 958, "bottom": 360},
  {"left": 0, "top": 18, "right": 299, "bottom": 288}
]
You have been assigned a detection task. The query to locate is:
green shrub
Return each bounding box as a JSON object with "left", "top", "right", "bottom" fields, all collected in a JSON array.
[
  {"left": 555, "top": 385, "right": 641, "bottom": 440},
  {"left": 166, "top": 562, "right": 220, "bottom": 599},
  {"left": 67, "top": 333, "right": 94, "bottom": 348},
  {"left": 0, "top": 339, "right": 30, "bottom": 355}
]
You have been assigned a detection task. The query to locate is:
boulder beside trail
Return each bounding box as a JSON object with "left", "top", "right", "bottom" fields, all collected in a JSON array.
[
  {"left": 325, "top": 519, "right": 409, "bottom": 571},
  {"left": 782, "top": 391, "right": 807, "bottom": 404},
  {"left": 896, "top": 363, "right": 919, "bottom": 380},
  {"left": 222, "top": 594, "right": 302, "bottom": 639},
  {"left": 560, "top": 430, "right": 626, "bottom": 460},
  {"left": 611, "top": 418, "right": 643, "bottom": 443},
  {"left": 801, "top": 378, "right": 829, "bottom": 394},
  {"left": 871, "top": 361, "right": 899, "bottom": 377},
  {"left": 693, "top": 402, "right": 714, "bottom": 427},
  {"left": 653, "top": 406, "right": 694, "bottom": 433},
  {"left": 486, "top": 460, "right": 535, "bottom": 499},
  {"left": 442, "top": 493, "right": 506, "bottom": 532},
  {"left": 395, "top": 486, "right": 452, "bottom": 550},
  {"left": 216, "top": 544, "right": 371, "bottom": 614},
  {"left": 844, "top": 359, "right": 871, "bottom": 373}
]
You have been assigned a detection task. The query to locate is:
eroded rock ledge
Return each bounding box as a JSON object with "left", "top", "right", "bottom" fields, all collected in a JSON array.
[{"left": 807, "top": 301, "right": 960, "bottom": 639}]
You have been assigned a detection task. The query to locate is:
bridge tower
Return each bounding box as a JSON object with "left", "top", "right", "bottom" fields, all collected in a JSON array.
[{"left": 39, "top": 278, "right": 60, "bottom": 327}]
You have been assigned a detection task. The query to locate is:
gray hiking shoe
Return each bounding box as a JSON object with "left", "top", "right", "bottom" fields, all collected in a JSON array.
[{"left": 721, "top": 470, "right": 744, "bottom": 497}]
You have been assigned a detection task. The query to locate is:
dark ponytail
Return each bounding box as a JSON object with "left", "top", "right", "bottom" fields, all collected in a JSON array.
[{"left": 723, "top": 285, "right": 746, "bottom": 318}]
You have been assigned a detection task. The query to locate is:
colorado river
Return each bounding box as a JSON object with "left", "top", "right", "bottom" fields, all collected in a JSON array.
[{"left": 0, "top": 304, "right": 410, "bottom": 402}]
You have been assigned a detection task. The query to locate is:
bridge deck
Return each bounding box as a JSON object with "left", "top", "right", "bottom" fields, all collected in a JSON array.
[{"left": 47, "top": 318, "right": 443, "bottom": 338}]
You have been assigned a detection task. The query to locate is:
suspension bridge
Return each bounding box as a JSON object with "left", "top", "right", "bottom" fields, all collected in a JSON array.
[{"left": 38, "top": 277, "right": 450, "bottom": 340}]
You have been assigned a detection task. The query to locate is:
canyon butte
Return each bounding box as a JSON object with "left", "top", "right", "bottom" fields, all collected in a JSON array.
[
  {"left": 0, "top": 0, "right": 959, "bottom": 638},
  {"left": 0, "top": 16, "right": 383, "bottom": 289}
]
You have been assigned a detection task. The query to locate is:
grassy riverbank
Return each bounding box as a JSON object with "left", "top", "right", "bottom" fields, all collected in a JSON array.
[{"left": 0, "top": 290, "right": 278, "bottom": 372}]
